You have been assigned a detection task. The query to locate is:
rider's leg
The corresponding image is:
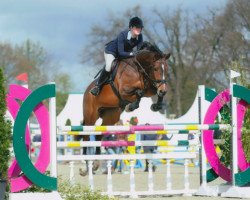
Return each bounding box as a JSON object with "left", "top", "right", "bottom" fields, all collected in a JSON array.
[
  {"left": 104, "top": 52, "right": 115, "bottom": 72},
  {"left": 90, "top": 52, "right": 115, "bottom": 96}
]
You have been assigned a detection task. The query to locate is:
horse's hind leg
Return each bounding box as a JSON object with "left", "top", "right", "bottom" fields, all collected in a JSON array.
[
  {"left": 80, "top": 97, "right": 100, "bottom": 176},
  {"left": 101, "top": 108, "right": 122, "bottom": 125},
  {"left": 93, "top": 108, "right": 122, "bottom": 157}
]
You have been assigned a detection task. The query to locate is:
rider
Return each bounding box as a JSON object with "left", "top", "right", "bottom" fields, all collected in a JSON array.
[{"left": 90, "top": 16, "right": 144, "bottom": 96}]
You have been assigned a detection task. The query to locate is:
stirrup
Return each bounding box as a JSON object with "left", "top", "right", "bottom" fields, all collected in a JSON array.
[{"left": 90, "top": 86, "right": 100, "bottom": 96}]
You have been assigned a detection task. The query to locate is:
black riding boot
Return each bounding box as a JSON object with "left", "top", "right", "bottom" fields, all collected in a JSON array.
[{"left": 90, "top": 69, "right": 109, "bottom": 96}]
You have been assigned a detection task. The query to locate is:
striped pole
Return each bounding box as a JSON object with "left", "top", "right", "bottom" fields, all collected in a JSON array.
[
  {"left": 59, "top": 124, "right": 230, "bottom": 132},
  {"left": 57, "top": 130, "right": 200, "bottom": 136},
  {"left": 34, "top": 140, "right": 199, "bottom": 148},
  {"left": 57, "top": 152, "right": 196, "bottom": 161}
]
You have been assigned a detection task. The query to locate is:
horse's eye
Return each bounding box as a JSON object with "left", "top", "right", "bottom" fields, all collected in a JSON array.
[{"left": 154, "top": 68, "right": 158, "bottom": 71}]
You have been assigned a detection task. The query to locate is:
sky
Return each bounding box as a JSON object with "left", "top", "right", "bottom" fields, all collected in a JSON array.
[{"left": 0, "top": 0, "right": 228, "bottom": 92}]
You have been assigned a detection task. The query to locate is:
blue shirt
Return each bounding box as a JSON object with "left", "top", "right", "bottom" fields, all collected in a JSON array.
[
  {"left": 141, "top": 134, "right": 157, "bottom": 152},
  {"left": 105, "top": 29, "right": 143, "bottom": 58}
]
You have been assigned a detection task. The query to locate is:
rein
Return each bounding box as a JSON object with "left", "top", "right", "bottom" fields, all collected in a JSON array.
[{"left": 134, "top": 55, "right": 167, "bottom": 89}]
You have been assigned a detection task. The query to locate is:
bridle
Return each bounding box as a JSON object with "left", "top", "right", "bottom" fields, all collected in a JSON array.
[{"left": 134, "top": 54, "right": 167, "bottom": 89}]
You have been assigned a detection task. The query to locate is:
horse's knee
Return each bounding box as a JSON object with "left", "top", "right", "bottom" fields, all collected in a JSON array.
[{"left": 125, "top": 102, "right": 139, "bottom": 112}]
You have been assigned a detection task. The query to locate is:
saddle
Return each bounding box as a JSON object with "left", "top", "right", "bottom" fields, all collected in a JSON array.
[
  {"left": 94, "top": 59, "right": 130, "bottom": 108},
  {"left": 94, "top": 59, "right": 120, "bottom": 84}
]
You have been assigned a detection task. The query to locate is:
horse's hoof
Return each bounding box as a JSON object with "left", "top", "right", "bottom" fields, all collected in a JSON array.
[
  {"left": 93, "top": 161, "right": 100, "bottom": 171},
  {"left": 79, "top": 168, "right": 88, "bottom": 176},
  {"left": 125, "top": 104, "right": 132, "bottom": 112},
  {"left": 151, "top": 104, "right": 162, "bottom": 112}
]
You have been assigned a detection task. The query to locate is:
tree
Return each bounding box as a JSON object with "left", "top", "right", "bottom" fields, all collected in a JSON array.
[
  {"left": 80, "top": 2, "right": 250, "bottom": 117},
  {"left": 13, "top": 39, "right": 52, "bottom": 89},
  {"left": 0, "top": 68, "right": 12, "bottom": 196},
  {"left": 0, "top": 40, "right": 55, "bottom": 90},
  {"left": 0, "top": 42, "right": 16, "bottom": 86},
  {"left": 150, "top": 7, "right": 199, "bottom": 116},
  {"left": 187, "top": 1, "right": 250, "bottom": 90},
  {"left": 54, "top": 73, "right": 73, "bottom": 115}
]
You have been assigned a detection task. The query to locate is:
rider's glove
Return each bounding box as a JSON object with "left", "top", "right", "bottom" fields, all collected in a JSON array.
[{"left": 130, "top": 51, "right": 139, "bottom": 56}]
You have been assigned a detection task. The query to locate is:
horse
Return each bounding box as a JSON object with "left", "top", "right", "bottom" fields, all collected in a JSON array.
[
  {"left": 79, "top": 42, "right": 170, "bottom": 175},
  {"left": 83, "top": 42, "right": 170, "bottom": 125}
]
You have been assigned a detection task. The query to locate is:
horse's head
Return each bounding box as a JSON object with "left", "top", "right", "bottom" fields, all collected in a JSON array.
[{"left": 135, "top": 42, "right": 171, "bottom": 97}]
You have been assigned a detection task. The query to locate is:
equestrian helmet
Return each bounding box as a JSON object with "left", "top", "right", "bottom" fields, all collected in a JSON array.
[{"left": 129, "top": 17, "right": 144, "bottom": 28}]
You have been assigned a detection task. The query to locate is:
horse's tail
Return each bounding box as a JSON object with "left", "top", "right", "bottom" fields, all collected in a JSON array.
[{"left": 81, "top": 119, "right": 85, "bottom": 126}]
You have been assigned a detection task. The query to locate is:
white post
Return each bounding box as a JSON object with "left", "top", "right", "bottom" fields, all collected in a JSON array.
[
  {"left": 88, "top": 161, "right": 94, "bottom": 190},
  {"left": 49, "top": 82, "right": 60, "bottom": 198},
  {"left": 148, "top": 160, "right": 154, "bottom": 192},
  {"left": 129, "top": 160, "right": 137, "bottom": 198},
  {"left": 231, "top": 82, "right": 238, "bottom": 187},
  {"left": 184, "top": 159, "right": 190, "bottom": 191},
  {"left": 220, "top": 70, "right": 242, "bottom": 198},
  {"left": 229, "top": 70, "right": 240, "bottom": 187},
  {"left": 199, "top": 85, "right": 207, "bottom": 186},
  {"left": 166, "top": 159, "right": 172, "bottom": 191},
  {"left": 107, "top": 160, "right": 113, "bottom": 194},
  {"left": 69, "top": 161, "right": 75, "bottom": 185},
  {"left": 49, "top": 84, "right": 57, "bottom": 180}
]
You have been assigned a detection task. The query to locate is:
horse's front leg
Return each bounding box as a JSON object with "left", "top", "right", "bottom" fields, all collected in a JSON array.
[
  {"left": 125, "top": 89, "right": 144, "bottom": 112},
  {"left": 151, "top": 95, "right": 165, "bottom": 112}
]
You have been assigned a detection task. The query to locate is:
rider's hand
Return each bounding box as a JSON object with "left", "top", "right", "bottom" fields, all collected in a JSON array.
[{"left": 131, "top": 51, "right": 139, "bottom": 56}]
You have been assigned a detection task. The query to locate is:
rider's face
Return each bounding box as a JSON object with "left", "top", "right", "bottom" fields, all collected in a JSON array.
[{"left": 131, "top": 27, "right": 142, "bottom": 37}]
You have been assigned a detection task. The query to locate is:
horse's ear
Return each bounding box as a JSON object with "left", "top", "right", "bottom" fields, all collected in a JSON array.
[
  {"left": 154, "top": 54, "right": 162, "bottom": 61},
  {"left": 164, "top": 52, "right": 171, "bottom": 60},
  {"left": 139, "top": 41, "right": 150, "bottom": 50}
]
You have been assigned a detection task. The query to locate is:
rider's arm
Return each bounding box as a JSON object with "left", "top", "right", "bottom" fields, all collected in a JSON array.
[
  {"left": 117, "top": 31, "right": 134, "bottom": 58},
  {"left": 137, "top": 34, "right": 143, "bottom": 50}
]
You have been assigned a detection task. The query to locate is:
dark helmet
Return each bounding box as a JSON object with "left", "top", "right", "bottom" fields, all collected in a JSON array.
[{"left": 129, "top": 17, "right": 144, "bottom": 28}]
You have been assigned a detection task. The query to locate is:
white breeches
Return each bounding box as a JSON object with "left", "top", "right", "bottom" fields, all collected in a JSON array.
[{"left": 104, "top": 52, "right": 115, "bottom": 72}]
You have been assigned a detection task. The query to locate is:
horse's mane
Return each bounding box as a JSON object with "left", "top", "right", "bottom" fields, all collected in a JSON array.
[{"left": 139, "top": 41, "right": 163, "bottom": 55}]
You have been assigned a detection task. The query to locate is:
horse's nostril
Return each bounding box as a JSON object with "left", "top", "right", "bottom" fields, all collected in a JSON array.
[{"left": 158, "top": 90, "right": 166, "bottom": 97}]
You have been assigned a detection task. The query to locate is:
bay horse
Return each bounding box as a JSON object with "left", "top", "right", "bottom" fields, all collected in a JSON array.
[
  {"left": 79, "top": 42, "right": 170, "bottom": 175},
  {"left": 83, "top": 42, "right": 170, "bottom": 126}
]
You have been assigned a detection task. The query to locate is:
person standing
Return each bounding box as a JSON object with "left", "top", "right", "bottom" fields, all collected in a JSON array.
[{"left": 141, "top": 124, "right": 157, "bottom": 172}]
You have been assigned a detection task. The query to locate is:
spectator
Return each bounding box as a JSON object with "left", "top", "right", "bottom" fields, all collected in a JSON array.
[
  {"left": 141, "top": 123, "right": 157, "bottom": 172},
  {"left": 102, "top": 133, "right": 117, "bottom": 174},
  {"left": 116, "top": 120, "right": 127, "bottom": 173},
  {"left": 127, "top": 116, "right": 143, "bottom": 169},
  {"left": 79, "top": 135, "right": 99, "bottom": 176},
  {"left": 129, "top": 116, "right": 141, "bottom": 153}
]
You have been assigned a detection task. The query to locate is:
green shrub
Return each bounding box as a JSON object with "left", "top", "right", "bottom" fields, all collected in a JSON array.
[
  {"left": 0, "top": 68, "right": 12, "bottom": 200},
  {"left": 58, "top": 180, "right": 117, "bottom": 200},
  {"left": 20, "top": 175, "right": 117, "bottom": 200}
]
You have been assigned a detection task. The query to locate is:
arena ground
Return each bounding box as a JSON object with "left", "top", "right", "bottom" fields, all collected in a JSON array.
[{"left": 58, "top": 161, "right": 240, "bottom": 200}]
